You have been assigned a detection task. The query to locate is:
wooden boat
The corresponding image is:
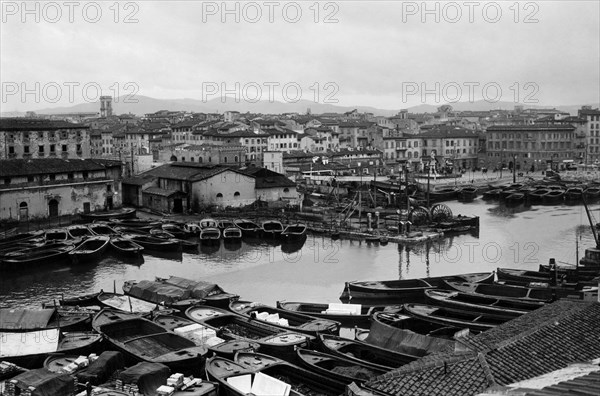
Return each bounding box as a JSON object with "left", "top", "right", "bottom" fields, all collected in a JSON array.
[
  {"left": 403, "top": 303, "right": 511, "bottom": 333},
  {"left": 112, "top": 226, "right": 149, "bottom": 236},
  {"left": 564, "top": 186, "right": 584, "bottom": 201},
  {"left": 200, "top": 227, "right": 221, "bottom": 243},
  {"left": 296, "top": 348, "right": 386, "bottom": 384},
  {"left": 424, "top": 289, "right": 543, "bottom": 317},
  {"left": 222, "top": 226, "right": 242, "bottom": 240},
  {"left": 207, "top": 353, "right": 347, "bottom": 396},
  {"left": 0, "top": 230, "right": 44, "bottom": 249},
  {"left": 44, "top": 353, "right": 85, "bottom": 374},
  {"left": 262, "top": 220, "right": 284, "bottom": 238},
  {"left": 444, "top": 280, "right": 584, "bottom": 302},
  {"left": 482, "top": 188, "right": 502, "bottom": 200},
  {"left": 96, "top": 291, "right": 163, "bottom": 314},
  {"left": 543, "top": 189, "right": 565, "bottom": 203},
  {"left": 93, "top": 309, "right": 207, "bottom": 374},
  {"left": 496, "top": 267, "right": 555, "bottom": 285},
  {"left": 504, "top": 192, "right": 525, "bottom": 204},
  {"left": 0, "top": 329, "right": 102, "bottom": 368},
  {"left": 45, "top": 228, "right": 70, "bottom": 241},
  {"left": 584, "top": 186, "right": 600, "bottom": 200},
  {"left": 59, "top": 292, "right": 101, "bottom": 307},
  {"left": 339, "top": 272, "right": 494, "bottom": 302},
  {"left": 88, "top": 223, "right": 121, "bottom": 237},
  {"left": 68, "top": 235, "right": 110, "bottom": 263},
  {"left": 234, "top": 219, "right": 262, "bottom": 237},
  {"left": 318, "top": 333, "right": 418, "bottom": 371},
  {"left": 281, "top": 223, "right": 308, "bottom": 241},
  {"left": 161, "top": 222, "right": 190, "bottom": 239},
  {"left": 428, "top": 188, "right": 458, "bottom": 203},
  {"left": 185, "top": 306, "right": 313, "bottom": 361},
  {"left": 458, "top": 186, "right": 478, "bottom": 201},
  {"left": 1, "top": 244, "right": 74, "bottom": 270},
  {"left": 66, "top": 224, "right": 95, "bottom": 239},
  {"left": 183, "top": 222, "right": 202, "bottom": 235},
  {"left": 276, "top": 301, "right": 402, "bottom": 327},
  {"left": 528, "top": 188, "right": 550, "bottom": 203},
  {"left": 149, "top": 228, "right": 176, "bottom": 239},
  {"left": 229, "top": 300, "right": 341, "bottom": 336},
  {"left": 217, "top": 219, "right": 235, "bottom": 230},
  {"left": 109, "top": 237, "right": 144, "bottom": 256},
  {"left": 123, "top": 276, "right": 235, "bottom": 310},
  {"left": 366, "top": 311, "right": 461, "bottom": 356},
  {"left": 124, "top": 234, "right": 181, "bottom": 251},
  {"left": 80, "top": 207, "right": 136, "bottom": 221},
  {"left": 199, "top": 218, "right": 219, "bottom": 229},
  {"left": 109, "top": 218, "right": 161, "bottom": 230},
  {"left": 0, "top": 307, "right": 91, "bottom": 332},
  {"left": 152, "top": 313, "right": 260, "bottom": 359}
]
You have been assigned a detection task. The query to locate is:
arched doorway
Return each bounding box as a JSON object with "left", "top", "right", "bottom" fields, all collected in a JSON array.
[
  {"left": 170, "top": 155, "right": 177, "bottom": 162},
  {"left": 19, "top": 202, "right": 28, "bottom": 220},
  {"left": 48, "top": 199, "right": 59, "bottom": 217}
]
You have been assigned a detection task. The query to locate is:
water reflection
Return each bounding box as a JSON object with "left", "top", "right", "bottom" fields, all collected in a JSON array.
[{"left": 2, "top": 200, "right": 599, "bottom": 308}]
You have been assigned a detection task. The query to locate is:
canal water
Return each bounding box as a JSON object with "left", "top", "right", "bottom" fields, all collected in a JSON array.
[{"left": 1, "top": 200, "right": 597, "bottom": 309}]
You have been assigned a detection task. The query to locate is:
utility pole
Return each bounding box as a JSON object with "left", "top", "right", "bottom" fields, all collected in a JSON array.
[{"left": 513, "top": 154, "right": 517, "bottom": 184}]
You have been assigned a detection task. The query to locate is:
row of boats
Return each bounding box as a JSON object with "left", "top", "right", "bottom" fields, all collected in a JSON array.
[
  {"left": 2, "top": 263, "right": 598, "bottom": 395},
  {"left": 0, "top": 217, "right": 310, "bottom": 270},
  {"left": 481, "top": 181, "right": 600, "bottom": 204}
]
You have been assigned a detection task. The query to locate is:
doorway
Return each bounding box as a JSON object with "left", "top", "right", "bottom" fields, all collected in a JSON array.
[{"left": 48, "top": 199, "right": 59, "bottom": 217}]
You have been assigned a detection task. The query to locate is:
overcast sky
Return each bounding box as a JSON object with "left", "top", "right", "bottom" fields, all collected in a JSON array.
[{"left": 1, "top": 1, "right": 599, "bottom": 112}]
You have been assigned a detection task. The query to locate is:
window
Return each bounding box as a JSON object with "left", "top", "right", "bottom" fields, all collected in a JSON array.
[
  {"left": 38, "top": 145, "right": 44, "bottom": 154},
  {"left": 62, "top": 145, "right": 68, "bottom": 152},
  {"left": 24, "top": 146, "right": 30, "bottom": 153},
  {"left": 283, "top": 188, "right": 290, "bottom": 193},
  {"left": 216, "top": 193, "right": 223, "bottom": 198},
  {"left": 50, "top": 144, "right": 55, "bottom": 153},
  {"left": 49, "top": 174, "right": 56, "bottom": 181},
  {"left": 223, "top": 157, "right": 228, "bottom": 163},
  {"left": 76, "top": 144, "right": 82, "bottom": 152},
  {"left": 4, "top": 178, "right": 10, "bottom": 185},
  {"left": 234, "top": 191, "right": 240, "bottom": 197},
  {"left": 68, "top": 173, "right": 74, "bottom": 180},
  {"left": 27, "top": 176, "right": 34, "bottom": 182},
  {"left": 8, "top": 146, "right": 14, "bottom": 154},
  {"left": 82, "top": 171, "right": 88, "bottom": 179}
]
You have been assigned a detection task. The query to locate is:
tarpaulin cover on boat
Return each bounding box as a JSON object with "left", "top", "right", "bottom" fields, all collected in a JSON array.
[
  {"left": 77, "top": 351, "right": 125, "bottom": 385},
  {"left": 0, "top": 329, "right": 60, "bottom": 358},
  {"left": 162, "top": 276, "right": 224, "bottom": 299},
  {"left": 127, "top": 280, "right": 190, "bottom": 305},
  {"left": 0, "top": 308, "right": 55, "bottom": 330},
  {"left": 10, "top": 368, "right": 75, "bottom": 396},
  {"left": 118, "top": 362, "right": 170, "bottom": 396}
]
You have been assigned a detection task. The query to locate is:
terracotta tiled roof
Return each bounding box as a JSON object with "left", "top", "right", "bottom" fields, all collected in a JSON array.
[
  {"left": 0, "top": 158, "right": 107, "bottom": 177},
  {"left": 364, "top": 301, "right": 600, "bottom": 396},
  {"left": 487, "top": 125, "right": 575, "bottom": 131},
  {"left": 0, "top": 118, "right": 89, "bottom": 131}
]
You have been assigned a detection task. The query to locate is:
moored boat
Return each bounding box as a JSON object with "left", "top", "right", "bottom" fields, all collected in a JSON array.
[
  {"left": 295, "top": 348, "right": 387, "bottom": 384},
  {"left": 458, "top": 185, "right": 478, "bottom": 201},
  {"left": 96, "top": 291, "right": 163, "bottom": 314},
  {"left": 1, "top": 244, "right": 74, "bottom": 270},
  {"left": 66, "top": 224, "right": 95, "bottom": 239},
  {"left": 528, "top": 188, "right": 550, "bottom": 203},
  {"left": 222, "top": 226, "right": 242, "bottom": 240},
  {"left": 0, "top": 329, "right": 102, "bottom": 369},
  {"left": 565, "top": 186, "right": 584, "bottom": 201},
  {"left": 543, "top": 189, "right": 565, "bottom": 203},
  {"left": 161, "top": 222, "right": 191, "bottom": 239},
  {"left": 185, "top": 305, "right": 313, "bottom": 361},
  {"left": 339, "top": 272, "right": 494, "bottom": 302},
  {"left": 424, "top": 289, "right": 543, "bottom": 317},
  {"left": 124, "top": 234, "right": 181, "bottom": 251},
  {"left": 88, "top": 223, "right": 121, "bottom": 237},
  {"left": 276, "top": 301, "right": 401, "bottom": 327},
  {"left": 45, "top": 228, "right": 70, "bottom": 241},
  {"left": 444, "top": 280, "right": 584, "bottom": 302},
  {"left": 109, "top": 236, "right": 144, "bottom": 256},
  {"left": 68, "top": 235, "right": 110, "bottom": 263},
  {"left": 93, "top": 309, "right": 207, "bottom": 374},
  {"left": 262, "top": 220, "right": 284, "bottom": 238},
  {"left": 403, "top": 303, "right": 512, "bottom": 333},
  {"left": 505, "top": 192, "right": 525, "bottom": 204},
  {"left": 281, "top": 223, "right": 308, "bottom": 241},
  {"left": 482, "top": 188, "right": 502, "bottom": 200},
  {"left": 230, "top": 300, "right": 341, "bottom": 336},
  {"left": 318, "top": 333, "right": 418, "bottom": 371},
  {"left": 207, "top": 353, "right": 347, "bottom": 396},
  {"left": 584, "top": 186, "right": 600, "bottom": 200},
  {"left": 200, "top": 227, "right": 221, "bottom": 243},
  {"left": 199, "top": 218, "right": 219, "bottom": 229},
  {"left": 234, "top": 219, "right": 262, "bottom": 237},
  {"left": 496, "top": 267, "right": 556, "bottom": 285},
  {"left": 0, "top": 307, "right": 91, "bottom": 332}
]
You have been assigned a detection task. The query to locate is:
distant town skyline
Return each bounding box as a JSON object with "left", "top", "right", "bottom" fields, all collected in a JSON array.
[{"left": 1, "top": 1, "right": 599, "bottom": 112}]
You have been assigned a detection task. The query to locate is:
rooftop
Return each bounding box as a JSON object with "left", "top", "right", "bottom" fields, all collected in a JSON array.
[
  {"left": 0, "top": 158, "right": 115, "bottom": 177},
  {"left": 0, "top": 118, "right": 89, "bottom": 131}
]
